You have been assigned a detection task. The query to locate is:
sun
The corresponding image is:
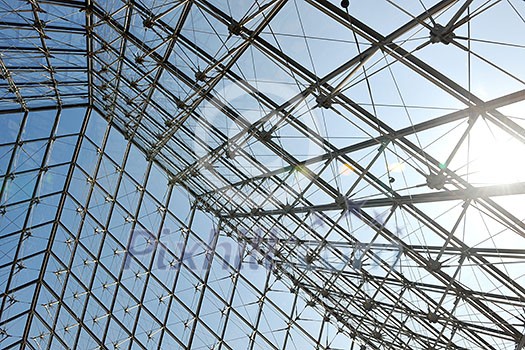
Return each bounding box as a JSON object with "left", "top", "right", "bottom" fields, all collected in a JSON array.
[{"left": 454, "top": 116, "right": 525, "bottom": 185}]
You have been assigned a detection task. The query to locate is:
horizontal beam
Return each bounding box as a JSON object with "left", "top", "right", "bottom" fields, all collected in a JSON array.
[{"left": 223, "top": 181, "right": 525, "bottom": 218}]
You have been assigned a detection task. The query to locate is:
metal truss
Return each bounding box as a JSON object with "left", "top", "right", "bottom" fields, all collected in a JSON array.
[{"left": 1, "top": 0, "right": 525, "bottom": 349}]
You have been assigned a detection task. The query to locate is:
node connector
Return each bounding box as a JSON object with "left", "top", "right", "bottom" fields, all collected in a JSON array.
[
  {"left": 427, "top": 258, "right": 442, "bottom": 272},
  {"left": 426, "top": 173, "right": 446, "bottom": 190},
  {"left": 228, "top": 22, "right": 243, "bottom": 36},
  {"left": 427, "top": 311, "right": 439, "bottom": 323},
  {"left": 316, "top": 94, "right": 332, "bottom": 109},
  {"left": 429, "top": 24, "right": 455, "bottom": 45}
]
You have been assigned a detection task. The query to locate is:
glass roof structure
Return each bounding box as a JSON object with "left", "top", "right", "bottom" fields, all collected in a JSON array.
[{"left": 1, "top": 0, "right": 525, "bottom": 349}]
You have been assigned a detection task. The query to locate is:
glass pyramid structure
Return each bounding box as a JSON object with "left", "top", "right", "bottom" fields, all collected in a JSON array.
[{"left": 1, "top": 0, "right": 525, "bottom": 349}]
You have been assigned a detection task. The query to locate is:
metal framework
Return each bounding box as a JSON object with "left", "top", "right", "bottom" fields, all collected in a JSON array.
[{"left": 1, "top": 0, "right": 525, "bottom": 349}]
